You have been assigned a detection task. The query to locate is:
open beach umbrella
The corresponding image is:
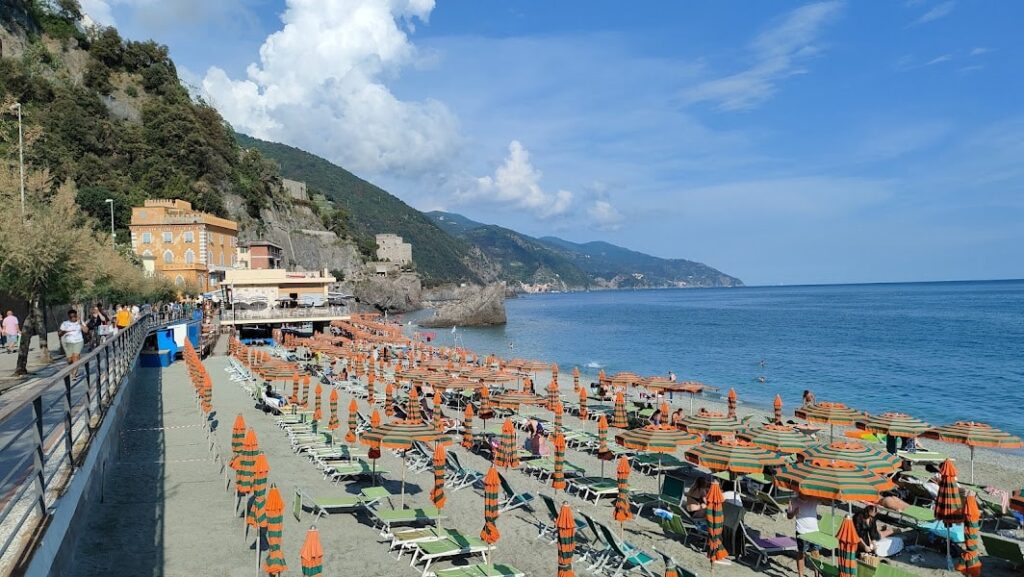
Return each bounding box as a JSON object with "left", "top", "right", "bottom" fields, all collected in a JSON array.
[
  {"left": 548, "top": 377, "right": 560, "bottom": 410},
  {"left": 679, "top": 411, "right": 743, "bottom": 438},
  {"left": 431, "top": 443, "right": 447, "bottom": 511},
  {"left": 552, "top": 430, "right": 567, "bottom": 492},
  {"left": 247, "top": 452, "right": 270, "bottom": 530},
  {"left": 647, "top": 381, "right": 707, "bottom": 414},
  {"left": 923, "top": 421, "right": 1023, "bottom": 483},
  {"left": 553, "top": 400, "right": 564, "bottom": 432},
  {"left": 794, "top": 402, "right": 861, "bottom": 440},
  {"left": 957, "top": 493, "right": 982, "bottom": 577},
  {"left": 462, "top": 404, "right": 475, "bottom": 449},
  {"left": 291, "top": 374, "right": 300, "bottom": 405},
  {"left": 934, "top": 459, "right": 963, "bottom": 569},
  {"left": 231, "top": 414, "right": 247, "bottom": 456},
  {"left": 556, "top": 502, "right": 576, "bottom": 577},
  {"left": 837, "top": 515, "right": 860, "bottom": 577},
  {"left": 302, "top": 375, "right": 311, "bottom": 407},
  {"left": 685, "top": 438, "right": 786, "bottom": 476},
  {"left": 611, "top": 392, "right": 628, "bottom": 428},
  {"left": 578, "top": 387, "right": 588, "bottom": 421},
  {"left": 613, "top": 456, "right": 633, "bottom": 535},
  {"left": 856, "top": 412, "right": 930, "bottom": 439},
  {"left": 493, "top": 390, "right": 546, "bottom": 411},
  {"left": 360, "top": 419, "right": 451, "bottom": 506},
  {"left": 342, "top": 397, "right": 355, "bottom": 441},
  {"left": 384, "top": 383, "right": 395, "bottom": 417},
  {"left": 572, "top": 366, "right": 580, "bottom": 393},
  {"left": 773, "top": 395, "right": 783, "bottom": 424},
  {"left": 706, "top": 481, "right": 728, "bottom": 564},
  {"left": 264, "top": 484, "right": 287, "bottom": 575},
  {"left": 480, "top": 466, "right": 501, "bottom": 544},
  {"left": 495, "top": 419, "right": 519, "bottom": 469},
  {"left": 801, "top": 441, "right": 901, "bottom": 476},
  {"left": 774, "top": 458, "right": 895, "bottom": 504},
  {"left": 616, "top": 424, "right": 700, "bottom": 490},
  {"left": 300, "top": 527, "right": 323, "bottom": 576},
  {"left": 433, "top": 388, "right": 444, "bottom": 432},
  {"left": 727, "top": 388, "right": 737, "bottom": 419},
  {"left": 739, "top": 424, "right": 810, "bottom": 454},
  {"left": 312, "top": 383, "right": 323, "bottom": 424}
]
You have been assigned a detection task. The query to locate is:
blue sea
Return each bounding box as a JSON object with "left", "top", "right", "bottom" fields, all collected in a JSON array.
[{"left": 405, "top": 280, "right": 1024, "bottom": 437}]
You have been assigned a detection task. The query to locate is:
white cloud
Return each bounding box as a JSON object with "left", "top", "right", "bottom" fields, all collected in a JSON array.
[
  {"left": 969, "top": 47, "right": 990, "bottom": 56},
  {"left": 200, "top": 0, "right": 460, "bottom": 177},
  {"left": 913, "top": 1, "right": 955, "bottom": 25},
  {"left": 925, "top": 54, "right": 953, "bottom": 66},
  {"left": 81, "top": 0, "right": 117, "bottom": 25},
  {"left": 588, "top": 200, "right": 624, "bottom": 231},
  {"left": 684, "top": 1, "right": 843, "bottom": 111},
  {"left": 458, "top": 140, "right": 576, "bottom": 219}
]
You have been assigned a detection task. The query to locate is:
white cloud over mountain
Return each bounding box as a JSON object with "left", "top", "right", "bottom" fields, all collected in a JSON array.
[{"left": 459, "top": 140, "right": 575, "bottom": 219}]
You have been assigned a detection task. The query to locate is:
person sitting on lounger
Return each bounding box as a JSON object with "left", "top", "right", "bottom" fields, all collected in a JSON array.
[
  {"left": 686, "top": 477, "right": 710, "bottom": 516},
  {"left": 264, "top": 383, "right": 287, "bottom": 409},
  {"left": 650, "top": 409, "right": 664, "bottom": 426},
  {"left": 854, "top": 505, "right": 904, "bottom": 558},
  {"left": 670, "top": 408, "right": 684, "bottom": 427}
]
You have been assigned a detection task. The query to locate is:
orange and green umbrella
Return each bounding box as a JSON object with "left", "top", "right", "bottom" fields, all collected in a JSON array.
[
  {"left": 934, "top": 459, "right": 963, "bottom": 525},
  {"left": 493, "top": 390, "right": 546, "bottom": 411},
  {"left": 615, "top": 423, "right": 701, "bottom": 488},
  {"left": 312, "top": 383, "right": 323, "bottom": 424},
  {"left": 613, "top": 456, "right": 633, "bottom": 527},
  {"left": 801, "top": 441, "right": 900, "bottom": 475},
  {"left": 300, "top": 527, "right": 323, "bottom": 576},
  {"left": 572, "top": 366, "right": 580, "bottom": 393},
  {"left": 553, "top": 400, "right": 564, "bottom": 432},
  {"left": 480, "top": 465, "right": 501, "bottom": 545},
  {"left": 739, "top": 424, "right": 810, "bottom": 454},
  {"left": 706, "top": 480, "right": 728, "bottom": 563},
  {"left": 231, "top": 414, "right": 247, "bottom": 456},
  {"left": 923, "top": 421, "right": 1023, "bottom": 483},
  {"left": 774, "top": 458, "right": 894, "bottom": 502},
  {"left": 406, "top": 386, "right": 421, "bottom": 422},
  {"left": 367, "top": 371, "right": 375, "bottom": 404},
  {"left": 431, "top": 443, "right": 447, "bottom": 511},
  {"left": 290, "top": 374, "right": 300, "bottom": 405},
  {"left": 547, "top": 377, "right": 560, "bottom": 410},
  {"left": 462, "top": 404, "right": 474, "bottom": 449},
  {"left": 773, "top": 395, "right": 783, "bottom": 424},
  {"left": 234, "top": 428, "right": 259, "bottom": 495},
  {"left": 596, "top": 415, "right": 613, "bottom": 477},
  {"left": 837, "top": 515, "right": 860, "bottom": 577},
  {"left": 247, "top": 452, "right": 270, "bottom": 529},
  {"left": 611, "top": 392, "right": 628, "bottom": 428},
  {"left": 957, "top": 493, "right": 982, "bottom": 577},
  {"left": 578, "top": 386, "right": 588, "bottom": 421},
  {"left": 794, "top": 402, "right": 861, "bottom": 439},
  {"left": 685, "top": 438, "right": 786, "bottom": 475},
  {"left": 433, "top": 388, "right": 444, "bottom": 431},
  {"left": 495, "top": 419, "right": 519, "bottom": 469},
  {"left": 1011, "top": 495, "right": 1024, "bottom": 515},
  {"left": 552, "top": 431, "right": 567, "bottom": 492},
  {"left": 343, "top": 397, "right": 356, "bottom": 441},
  {"left": 367, "top": 409, "right": 382, "bottom": 483},
  {"left": 727, "top": 388, "right": 737, "bottom": 419},
  {"left": 556, "top": 501, "right": 576, "bottom": 577},
  {"left": 360, "top": 419, "right": 451, "bottom": 506},
  {"left": 679, "top": 411, "right": 743, "bottom": 438},
  {"left": 384, "top": 383, "right": 395, "bottom": 417},
  {"left": 301, "top": 375, "right": 311, "bottom": 407},
  {"left": 264, "top": 484, "right": 287, "bottom": 575},
  {"left": 856, "top": 412, "right": 930, "bottom": 439}
]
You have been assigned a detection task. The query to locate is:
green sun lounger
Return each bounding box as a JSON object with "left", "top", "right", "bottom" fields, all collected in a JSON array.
[
  {"left": 296, "top": 486, "right": 390, "bottom": 519},
  {"left": 410, "top": 534, "right": 493, "bottom": 577},
  {"left": 427, "top": 562, "right": 525, "bottom": 577},
  {"left": 897, "top": 450, "right": 948, "bottom": 464},
  {"left": 569, "top": 476, "right": 618, "bottom": 504},
  {"left": 369, "top": 506, "right": 443, "bottom": 537},
  {"left": 980, "top": 533, "right": 1024, "bottom": 569}
]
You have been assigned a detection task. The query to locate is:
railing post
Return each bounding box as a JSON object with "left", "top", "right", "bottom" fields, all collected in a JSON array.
[
  {"left": 32, "top": 396, "right": 47, "bottom": 516},
  {"left": 84, "top": 359, "right": 94, "bottom": 425},
  {"left": 63, "top": 374, "right": 75, "bottom": 467}
]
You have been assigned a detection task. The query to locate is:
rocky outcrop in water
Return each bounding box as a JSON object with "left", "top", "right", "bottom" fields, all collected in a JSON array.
[
  {"left": 419, "top": 283, "right": 507, "bottom": 327},
  {"left": 350, "top": 273, "right": 423, "bottom": 313}
]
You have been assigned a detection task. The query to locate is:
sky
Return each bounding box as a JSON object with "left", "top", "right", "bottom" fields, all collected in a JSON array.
[{"left": 82, "top": 0, "right": 1024, "bottom": 286}]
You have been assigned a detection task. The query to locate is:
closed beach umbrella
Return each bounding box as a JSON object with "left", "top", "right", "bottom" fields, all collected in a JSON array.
[
  {"left": 794, "top": 401, "right": 861, "bottom": 440},
  {"left": 552, "top": 430, "right": 567, "bottom": 492},
  {"left": 957, "top": 493, "right": 982, "bottom": 577},
  {"left": 368, "top": 409, "right": 382, "bottom": 484},
  {"left": 462, "top": 404, "right": 475, "bottom": 449},
  {"left": 548, "top": 377, "right": 560, "bottom": 410},
  {"left": 706, "top": 481, "right": 728, "bottom": 563},
  {"left": 407, "top": 386, "right": 420, "bottom": 422},
  {"left": 739, "top": 424, "right": 810, "bottom": 454},
  {"left": 231, "top": 414, "right": 247, "bottom": 456},
  {"left": 773, "top": 395, "right": 783, "bottom": 424},
  {"left": 313, "top": 383, "right": 323, "bottom": 424},
  {"left": 433, "top": 388, "right": 444, "bottom": 431},
  {"left": 556, "top": 502, "right": 576, "bottom": 577},
  {"left": 291, "top": 374, "right": 300, "bottom": 405},
  {"left": 612, "top": 392, "right": 628, "bottom": 428},
  {"left": 200, "top": 376, "right": 212, "bottom": 414},
  {"left": 680, "top": 411, "right": 743, "bottom": 438},
  {"left": 234, "top": 428, "right": 259, "bottom": 496},
  {"left": 774, "top": 458, "right": 894, "bottom": 503},
  {"left": 578, "top": 387, "right": 588, "bottom": 421},
  {"left": 727, "top": 388, "right": 737, "bottom": 419},
  {"left": 685, "top": 438, "right": 786, "bottom": 475},
  {"left": 300, "top": 527, "right": 323, "bottom": 576},
  {"left": 480, "top": 466, "right": 501, "bottom": 544},
  {"left": 923, "top": 421, "right": 1023, "bottom": 483},
  {"left": 370, "top": 408, "right": 381, "bottom": 428},
  {"left": 553, "top": 400, "right": 564, "bottom": 432},
  {"left": 384, "top": 383, "right": 395, "bottom": 417},
  {"left": 495, "top": 419, "right": 519, "bottom": 469},
  {"left": 572, "top": 366, "right": 580, "bottom": 393},
  {"left": 263, "top": 484, "right": 287, "bottom": 575},
  {"left": 302, "top": 375, "right": 311, "bottom": 406},
  {"left": 837, "top": 516, "right": 860, "bottom": 577},
  {"left": 247, "top": 452, "right": 269, "bottom": 529},
  {"left": 613, "top": 456, "right": 633, "bottom": 529},
  {"left": 597, "top": 415, "right": 611, "bottom": 457},
  {"left": 1011, "top": 495, "right": 1024, "bottom": 515},
  {"left": 934, "top": 458, "right": 963, "bottom": 569},
  {"left": 857, "top": 412, "right": 930, "bottom": 439},
  {"left": 479, "top": 385, "right": 493, "bottom": 423},
  {"left": 431, "top": 443, "right": 447, "bottom": 510},
  {"left": 342, "top": 397, "right": 355, "bottom": 441},
  {"left": 801, "top": 440, "right": 900, "bottom": 475},
  {"left": 367, "top": 371, "right": 375, "bottom": 405}
]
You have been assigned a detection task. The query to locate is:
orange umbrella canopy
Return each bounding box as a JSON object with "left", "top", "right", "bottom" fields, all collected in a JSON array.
[{"left": 300, "top": 527, "right": 324, "bottom": 575}]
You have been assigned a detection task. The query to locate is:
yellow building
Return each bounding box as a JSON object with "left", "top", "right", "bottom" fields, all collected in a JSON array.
[
  {"left": 223, "top": 269, "right": 336, "bottom": 306},
  {"left": 129, "top": 199, "right": 239, "bottom": 291}
]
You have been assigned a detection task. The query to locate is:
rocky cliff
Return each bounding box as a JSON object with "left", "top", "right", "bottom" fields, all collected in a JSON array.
[{"left": 419, "top": 283, "right": 507, "bottom": 328}]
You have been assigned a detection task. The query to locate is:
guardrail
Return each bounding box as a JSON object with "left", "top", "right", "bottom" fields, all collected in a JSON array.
[
  {"left": 0, "top": 314, "right": 153, "bottom": 575},
  {"left": 223, "top": 306, "right": 349, "bottom": 322}
]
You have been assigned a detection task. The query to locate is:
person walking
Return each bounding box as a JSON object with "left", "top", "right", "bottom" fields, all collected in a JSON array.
[
  {"left": 87, "top": 304, "right": 112, "bottom": 346},
  {"left": 789, "top": 493, "right": 822, "bottom": 577},
  {"left": 2, "top": 311, "right": 20, "bottom": 354},
  {"left": 59, "top": 309, "right": 88, "bottom": 377},
  {"left": 115, "top": 305, "right": 131, "bottom": 330}
]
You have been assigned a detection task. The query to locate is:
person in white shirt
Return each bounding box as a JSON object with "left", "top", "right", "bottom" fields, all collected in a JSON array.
[
  {"left": 58, "top": 309, "right": 89, "bottom": 375},
  {"left": 788, "top": 494, "right": 821, "bottom": 577}
]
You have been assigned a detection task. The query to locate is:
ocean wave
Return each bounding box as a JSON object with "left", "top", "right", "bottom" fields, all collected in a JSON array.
[{"left": 585, "top": 361, "right": 604, "bottom": 369}]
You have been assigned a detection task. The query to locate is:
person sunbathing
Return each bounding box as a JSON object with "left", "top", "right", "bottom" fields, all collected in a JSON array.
[{"left": 686, "top": 477, "right": 710, "bottom": 516}]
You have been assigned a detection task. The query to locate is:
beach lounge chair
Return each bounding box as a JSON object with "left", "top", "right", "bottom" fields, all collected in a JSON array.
[
  {"left": 524, "top": 457, "right": 586, "bottom": 481},
  {"left": 368, "top": 506, "right": 443, "bottom": 538},
  {"left": 496, "top": 471, "right": 535, "bottom": 512},
  {"left": 897, "top": 450, "right": 948, "bottom": 464},
  {"left": 596, "top": 520, "right": 657, "bottom": 575},
  {"left": 427, "top": 563, "right": 525, "bottom": 577},
  {"left": 324, "top": 458, "right": 387, "bottom": 483},
  {"left": 445, "top": 452, "right": 484, "bottom": 491},
  {"left": 876, "top": 504, "right": 935, "bottom": 528},
  {"left": 980, "top": 533, "right": 1024, "bottom": 569},
  {"left": 389, "top": 526, "right": 451, "bottom": 558},
  {"left": 409, "top": 534, "right": 493, "bottom": 577},
  {"left": 806, "top": 554, "right": 840, "bottom": 577},
  {"left": 738, "top": 523, "right": 798, "bottom": 569},
  {"left": 752, "top": 489, "right": 793, "bottom": 519},
  {"left": 656, "top": 505, "right": 707, "bottom": 549},
  {"left": 538, "top": 493, "right": 588, "bottom": 543},
  {"left": 568, "top": 476, "right": 619, "bottom": 504},
  {"left": 295, "top": 486, "right": 390, "bottom": 519},
  {"left": 632, "top": 475, "right": 688, "bottom": 516},
  {"left": 632, "top": 453, "right": 690, "bottom": 475},
  {"left": 654, "top": 549, "right": 698, "bottom": 577}
]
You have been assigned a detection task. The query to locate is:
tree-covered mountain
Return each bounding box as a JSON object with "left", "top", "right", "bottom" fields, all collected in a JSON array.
[{"left": 429, "top": 211, "right": 743, "bottom": 289}]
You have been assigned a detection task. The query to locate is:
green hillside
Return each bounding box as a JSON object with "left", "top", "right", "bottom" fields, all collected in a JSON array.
[{"left": 234, "top": 133, "right": 481, "bottom": 286}]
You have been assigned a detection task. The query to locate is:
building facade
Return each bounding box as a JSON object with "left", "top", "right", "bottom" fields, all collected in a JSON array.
[
  {"left": 375, "top": 234, "right": 412, "bottom": 265},
  {"left": 282, "top": 179, "right": 308, "bottom": 202},
  {"left": 223, "top": 269, "right": 336, "bottom": 306},
  {"left": 237, "top": 240, "right": 284, "bottom": 270},
  {"left": 129, "top": 199, "right": 239, "bottom": 292}
]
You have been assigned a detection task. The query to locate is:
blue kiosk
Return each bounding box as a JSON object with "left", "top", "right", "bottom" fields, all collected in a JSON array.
[{"left": 141, "top": 312, "right": 203, "bottom": 368}]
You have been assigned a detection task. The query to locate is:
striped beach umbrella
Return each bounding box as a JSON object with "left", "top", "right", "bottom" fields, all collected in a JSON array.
[
  {"left": 685, "top": 438, "right": 786, "bottom": 475},
  {"left": 552, "top": 430, "right": 567, "bottom": 492},
  {"left": 479, "top": 386, "right": 493, "bottom": 421},
  {"left": 923, "top": 421, "right": 1023, "bottom": 483},
  {"left": 616, "top": 424, "right": 701, "bottom": 453},
  {"left": 857, "top": 412, "right": 930, "bottom": 438},
  {"left": 493, "top": 390, "right": 546, "bottom": 411},
  {"left": 578, "top": 386, "right": 588, "bottom": 421},
  {"left": 247, "top": 452, "right": 270, "bottom": 529},
  {"left": 291, "top": 374, "right": 300, "bottom": 405},
  {"left": 263, "top": 484, "right": 287, "bottom": 575},
  {"left": 773, "top": 395, "right": 783, "bottom": 424},
  {"left": 556, "top": 502, "right": 576, "bottom": 577},
  {"left": 480, "top": 466, "right": 501, "bottom": 544},
  {"left": 433, "top": 388, "right": 444, "bottom": 431},
  {"left": 360, "top": 419, "right": 452, "bottom": 506},
  {"left": 739, "top": 424, "right": 810, "bottom": 454},
  {"left": 313, "top": 383, "right": 323, "bottom": 423},
  {"left": 935, "top": 459, "right": 963, "bottom": 525},
  {"left": 1011, "top": 495, "right": 1024, "bottom": 515},
  {"left": 234, "top": 428, "right": 259, "bottom": 495},
  {"left": 837, "top": 515, "right": 860, "bottom": 577},
  {"left": 300, "top": 527, "right": 323, "bottom": 576},
  {"left": 200, "top": 376, "right": 212, "bottom": 414},
  {"left": 801, "top": 441, "right": 901, "bottom": 475},
  {"left": 367, "top": 370, "right": 375, "bottom": 404},
  {"left": 611, "top": 392, "right": 628, "bottom": 428},
  {"left": 302, "top": 375, "right": 311, "bottom": 407},
  {"left": 553, "top": 400, "right": 564, "bottom": 432},
  {"left": 774, "top": 458, "right": 894, "bottom": 502},
  {"left": 727, "top": 388, "right": 737, "bottom": 419},
  {"left": 597, "top": 415, "right": 612, "bottom": 462},
  {"left": 384, "top": 383, "right": 395, "bottom": 417},
  {"left": 679, "top": 411, "right": 743, "bottom": 437},
  {"left": 343, "top": 397, "right": 356, "bottom": 441},
  {"left": 613, "top": 457, "right": 633, "bottom": 525},
  {"left": 462, "top": 404, "right": 475, "bottom": 449},
  {"left": 406, "top": 386, "right": 420, "bottom": 422},
  {"left": 957, "top": 493, "right": 982, "bottom": 577},
  {"left": 572, "top": 366, "right": 580, "bottom": 393},
  {"left": 431, "top": 443, "right": 447, "bottom": 510},
  {"left": 706, "top": 480, "right": 728, "bottom": 563},
  {"left": 231, "top": 414, "right": 247, "bottom": 456},
  {"left": 548, "top": 377, "right": 560, "bottom": 410},
  {"left": 495, "top": 419, "right": 519, "bottom": 469},
  {"left": 795, "top": 402, "right": 861, "bottom": 439}
]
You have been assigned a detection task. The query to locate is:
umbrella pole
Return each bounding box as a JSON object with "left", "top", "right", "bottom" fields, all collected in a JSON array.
[
  {"left": 970, "top": 446, "right": 975, "bottom": 484},
  {"left": 401, "top": 451, "right": 407, "bottom": 508},
  {"left": 255, "top": 526, "right": 260, "bottom": 577}
]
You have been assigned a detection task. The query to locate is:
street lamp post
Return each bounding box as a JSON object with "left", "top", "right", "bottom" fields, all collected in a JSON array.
[
  {"left": 10, "top": 102, "right": 24, "bottom": 218},
  {"left": 104, "top": 198, "right": 115, "bottom": 246}
]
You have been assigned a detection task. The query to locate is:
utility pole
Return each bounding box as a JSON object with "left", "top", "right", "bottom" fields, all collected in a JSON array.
[
  {"left": 10, "top": 102, "right": 25, "bottom": 218},
  {"left": 105, "top": 198, "right": 115, "bottom": 246}
]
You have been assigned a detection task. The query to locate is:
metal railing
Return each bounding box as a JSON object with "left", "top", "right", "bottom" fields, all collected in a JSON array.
[
  {"left": 223, "top": 306, "right": 349, "bottom": 322},
  {"left": 0, "top": 315, "right": 152, "bottom": 575}
]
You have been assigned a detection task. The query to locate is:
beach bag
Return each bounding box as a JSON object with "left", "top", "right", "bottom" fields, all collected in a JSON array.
[{"left": 98, "top": 323, "right": 113, "bottom": 337}]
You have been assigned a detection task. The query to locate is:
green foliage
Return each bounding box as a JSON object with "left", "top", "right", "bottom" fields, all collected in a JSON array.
[
  {"left": 27, "top": 0, "right": 85, "bottom": 42},
  {"left": 82, "top": 58, "right": 111, "bottom": 93}
]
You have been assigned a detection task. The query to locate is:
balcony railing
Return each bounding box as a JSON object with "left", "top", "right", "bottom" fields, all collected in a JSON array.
[{"left": 223, "top": 305, "right": 349, "bottom": 322}]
